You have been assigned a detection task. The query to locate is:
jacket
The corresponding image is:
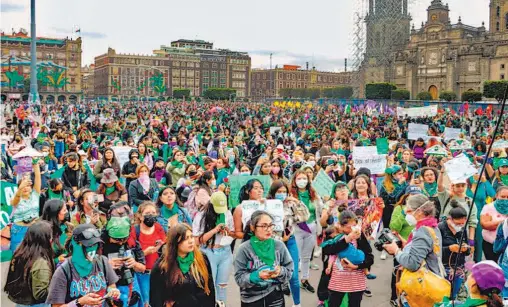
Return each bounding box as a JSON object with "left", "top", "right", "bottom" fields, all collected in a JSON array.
[
  {"left": 5, "top": 257, "right": 53, "bottom": 305},
  {"left": 166, "top": 163, "right": 185, "bottom": 188},
  {"left": 389, "top": 205, "right": 414, "bottom": 240},
  {"left": 396, "top": 226, "right": 443, "bottom": 275},
  {"left": 61, "top": 166, "right": 90, "bottom": 194},
  {"left": 127, "top": 178, "right": 159, "bottom": 207},
  {"left": 157, "top": 206, "right": 192, "bottom": 232}
]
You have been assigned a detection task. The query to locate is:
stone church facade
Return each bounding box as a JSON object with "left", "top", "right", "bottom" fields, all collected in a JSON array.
[{"left": 361, "top": 0, "right": 508, "bottom": 100}]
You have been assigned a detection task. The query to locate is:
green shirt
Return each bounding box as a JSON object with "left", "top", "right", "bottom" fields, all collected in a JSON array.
[{"left": 298, "top": 190, "right": 315, "bottom": 223}]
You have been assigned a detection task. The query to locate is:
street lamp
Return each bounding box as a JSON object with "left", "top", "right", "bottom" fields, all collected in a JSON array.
[{"left": 29, "top": 0, "right": 40, "bottom": 106}]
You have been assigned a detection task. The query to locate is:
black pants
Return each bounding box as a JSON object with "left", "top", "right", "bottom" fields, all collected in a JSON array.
[
  {"left": 391, "top": 258, "right": 399, "bottom": 300},
  {"left": 329, "top": 291, "right": 363, "bottom": 307},
  {"left": 317, "top": 270, "right": 331, "bottom": 301},
  {"left": 382, "top": 204, "right": 394, "bottom": 230},
  {"left": 241, "top": 290, "right": 285, "bottom": 307},
  {"left": 483, "top": 240, "right": 501, "bottom": 262}
]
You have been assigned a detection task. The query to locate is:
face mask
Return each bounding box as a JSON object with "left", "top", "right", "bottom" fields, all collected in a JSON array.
[
  {"left": 42, "top": 152, "right": 49, "bottom": 157},
  {"left": 241, "top": 171, "right": 250, "bottom": 176},
  {"left": 307, "top": 161, "right": 316, "bottom": 167},
  {"left": 188, "top": 170, "right": 198, "bottom": 177},
  {"left": 405, "top": 214, "right": 417, "bottom": 226},
  {"left": 494, "top": 199, "right": 508, "bottom": 215},
  {"left": 296, "top": 179, "right": 308, "bottom": 189},
  {"left": 450, "top": 222, "right": 463, "bottom": 233},
  {"left": 274, "top": 193, "right": 287, "bottom": 201},
  {"left": 63, "top": 211, "right": 71, "bottom": 223},
  {"left": 272, "top": 167, "right": 281, "bottom": 174},
  {"left": 86, "top": 247, "right": 97, "bottom": 261},
  {"left": 209, "top": 179, "right": 217, "bottom": 189},
  {"left": 143, "top": 215, "right": 157, "bottom": 227}
]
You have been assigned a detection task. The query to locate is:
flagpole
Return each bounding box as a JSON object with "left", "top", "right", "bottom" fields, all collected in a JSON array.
[{"left": 29, "top": 0, "right": 40, "bottom": 107}]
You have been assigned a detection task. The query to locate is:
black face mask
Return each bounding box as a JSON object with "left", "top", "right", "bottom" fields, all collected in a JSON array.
[
  {"left": 63, "top": 211, "right": 71, "bottom": 223},
  {"left": 143, "top": 215, "right": 157, "bottom": 227}
]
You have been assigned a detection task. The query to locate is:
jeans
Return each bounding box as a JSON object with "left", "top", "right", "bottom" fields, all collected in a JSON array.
[
  {"left": 285, "top": 235, "right": 300, "bottom": 305},
  {"left": 54, "top": 141, "right": 64, "bottom": 159},
  {"left": 202, "top": 245, "right": 233, "bottom": 302},
  {"left": 329, "top": 291, "right": 362, "bottom": 307},
  {"left": 294, "top": 221, "right": 317, "bottom": 280},
  {"left": 10, "top": 223, "right": 29, "bottom": 253},
  {"left": 136, "top": 272, "right": 150, "bottom": 307},
  {"left": 241, "top": 290, "right": 284, "bottom": 307},
  {"left": 118, "top": 285, "right": 130, "bottom": 307},
  {"left": 16, "top": 304, "right": 49, "bottom": 307}
]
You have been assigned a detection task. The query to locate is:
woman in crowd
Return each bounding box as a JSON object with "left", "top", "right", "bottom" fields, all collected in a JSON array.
[
  {"left": 45, "top": 224, "right": 121, "bottom": 307},
  {"left": 350, "top": 174, "right": 375, "bottom": 200},
  {"left": 438, "top": 200, "right": 470, "bottom": 298},
  {"left": 4, "top": 221, "right": 55, "bottom": 307},
  {"left": 10, "top": 161, "right": 41, "bottom": 252},
  {"left": 215, "top": 157, "right": 231, "bottom": 186},
  {"left": 128, "top": 165, "right": 159, "bottom": 210},
  {"left": 252, "top": 157, "right": 272, "bottom": 176},
  {"left": 41, "top": 199, "right": 72, "bottom": 265},
  {"left": 156, "top": 186, "right": 192, "bottom": 232},
  {"left": 150, "top": 157, "right": 173, "bottom": 188},
  {"left": 491, "top": 159, "right": 508, "bottom": 191},
  {"left": 187, "top": 171, "right": 215, "bottom": 219},
  {"left": 166, "top": 149, "right": 187, "bottom": 188},
  {"left": 71, "top": 188, "right": 107, "bottom": 230},
  {"left": 122, "top": 149, "right": 141, "bottom": 189},
  {"left": 480, "top": 186, "right": 508, "bottom": 261},
  {"left": 463, "top": 261, "right": 504, "bottom": 307},
  {"left": 290, "top": 169, "right": 323, "bottom": 293},
  {"left": 150, "top": 223, "right": 216, "bottom": 307},
  {"left": 40, "top": 178, "right": 68, "bottom": 216},
  {"left": 133, "top": 201, "right": 166, "bottom": 307},
  {"left": 193, "top": 192, "right": 234, "bottom": 306},
  {"left": 96, "top": 168, "right": 128, "bottom": 213},
  {"left": 233, "top": 179, "right": 265, "bottom": 241},
  {"left": 93, "top": 147, "right": 121, "bottom": 181},
  {"left": 234, "top": 211, "right": 294, "bottom": 307},
  {"left": 61, "top": 152, "right": 90, "bottom": 201},
  {"left": 379, "top": 165, "right": 407, "bottom": 260},
  {"left": 7, "top": 132, "right": 26, "bottom": 161},
  {"left": 137, "top": 142, "right": 153, "bottom": 170}
]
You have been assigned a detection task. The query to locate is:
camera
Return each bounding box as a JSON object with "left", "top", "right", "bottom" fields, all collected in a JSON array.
[
  {"left": 117, "top": 248, "right": 134, "bottom": 284},
  {"left": 373, "top": 228, "right": 402, "bottom": 252}
]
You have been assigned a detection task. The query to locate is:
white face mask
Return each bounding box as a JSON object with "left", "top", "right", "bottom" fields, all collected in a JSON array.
[
  {"left": 405, "top": 214, "right": 417, "bottom": 226},
  {"left": 241, "top": 171, "right": 250, "bottom": 176},
  {"left": 209, "top": 179, "right": 217, "bottom": 189},
  {"left": 307, "top": 161, "right": 316, "bottom": 167},
  {"left": 450, "top": 222, "right": 463, "bottom": 233},
  {"left": 296, "top": 179, "right": 308, "bottom": 189}
]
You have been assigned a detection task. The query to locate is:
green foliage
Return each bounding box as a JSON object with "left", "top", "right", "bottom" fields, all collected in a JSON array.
[
  {"left": 322, "top": 86, "right": 354, "bottom": 99},
  {"left": 111, "top": 79, "right": 121, "bottom": 92},
  {"left": 391, "top": 89, "right": 410, "bottom": 100},
  {"left": 365, "top": 83, "right": 397, "bottom": 99},
  {"left": 461, "top": 91, "right": 483, "bottom": 102},
  {"left": 150, "top": 73, "right": 166, "bottom": 94},
  {"left": 439, "top": 91, "right": 457, "bottom": 102},
  {"left": 157, "top": 96, "right": 165, "bottom": 102},
  {"left": 202, "top": 88, "right": 237, "bottom": 100},
  {"left": 483, "top": 80, "right": 508, "bottom": 102},
  {"left": 173, "top": 88, "right": 191, "bottom": 99},
  {"left": 416, "top": 91, "right": 432, "bottom": 100}
]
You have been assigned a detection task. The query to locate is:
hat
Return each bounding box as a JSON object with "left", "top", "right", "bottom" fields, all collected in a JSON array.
[
  {"left": 470, "top": 260, "right": 504, "bottom": 294},
  {"left": 405, "top": 185, "right": 423, "bottom": 195},
  {"left": 101, "top": 168, "right": 118, "bottom": 184},
  {"left": 72, "top": 224, "right": 103, "bottom": 247},
  {"left": 210, "top": 191, "right": 228, "bottom": 214},
  {"left": 385, "top": 165, "right": 402, "bottom": 175},
  {"left": 106, "top": 216, "right": 131, "bottom": 239},
  {"left": 498, "top": 159, "right": 508, "bottom": 168}
]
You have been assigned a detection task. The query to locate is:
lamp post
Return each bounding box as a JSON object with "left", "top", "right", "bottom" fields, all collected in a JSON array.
[{"left": 29, "top": 0, "right": 40, "bottom": 106}]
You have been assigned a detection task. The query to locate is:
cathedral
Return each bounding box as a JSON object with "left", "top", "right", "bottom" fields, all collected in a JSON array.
[{"left": 361, "top": 0, "right": 508, "bottom": 100}]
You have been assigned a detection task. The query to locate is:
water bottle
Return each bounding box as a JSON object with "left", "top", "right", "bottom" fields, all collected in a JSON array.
[{"left": 152, "top": 188, "right": 160, "bottom": 203}]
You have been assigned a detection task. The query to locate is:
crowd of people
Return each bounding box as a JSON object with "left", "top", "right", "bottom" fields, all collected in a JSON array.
[{"left": 0, "top": 99, "right": 507, "bottom": 307}]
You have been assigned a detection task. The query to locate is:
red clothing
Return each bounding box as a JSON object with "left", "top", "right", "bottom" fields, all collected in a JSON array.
[{"left": 135, "top": 223, "right": 166, "bottom": 270}]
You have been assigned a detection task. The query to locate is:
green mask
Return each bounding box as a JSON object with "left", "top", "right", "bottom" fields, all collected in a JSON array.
[{"left": 71, "top": 240, "right": 98, "bottom": 277}]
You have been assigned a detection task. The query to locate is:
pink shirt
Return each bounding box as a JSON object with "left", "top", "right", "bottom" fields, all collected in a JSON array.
[{"left": 481, "top": 204, "right": 506, "bottom": 243}]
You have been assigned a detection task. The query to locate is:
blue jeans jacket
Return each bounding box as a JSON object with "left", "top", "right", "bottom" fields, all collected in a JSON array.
[{"left": 157, "top": 207, "right": 192, "bottom": 232}]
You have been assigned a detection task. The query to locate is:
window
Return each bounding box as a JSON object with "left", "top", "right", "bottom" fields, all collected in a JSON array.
[
  {"left": 212, "top": 63, "right": 218, "bottom": 69},
  {"left": 203, "top": 77, "right": 209, "bottom": 83},
  {"left": 502, "top": 64, "right": 506, "bottom": 69},
  {"left": 203, "top": 63, "right": 209, "bottom": 68},
  {"left": 497, "top": 21, "right": 500, "bottom": 31},
  {"left": 187, "top": 62, "right": 194, "bottom": 67},
  {"left": 195, "top": 62, "right": 200, "bottom": 68},
  {"left": 203, "top": 71, "right": 209, "bottom": 77},
  {"left": 498, "top": 6, "right": 501, "bottom": 18},
  {"left": 502, "top": 74, "right": 505, "bottom": 80},
  {"left": 173, "top": 61, "right": 180, "bottom": 67}
]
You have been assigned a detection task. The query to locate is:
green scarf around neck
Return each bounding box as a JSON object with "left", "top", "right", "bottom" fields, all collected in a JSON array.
[
  {"left": 501, "top": 174, "right": 508, "bottom": 186},
  {"left": 423, "top": 182, "right": 438, "bottom": 197},
  {"left": 48, "top": 189, "right": 64, "bottom": 200},
  {"left": 171, "top": 160, "right": 183, "bottom": 168},
  {"left": 177, "top": 251, "right": 194, "bottom": 274},
  {"left": 250, "top": 237, "right": 275, "bottom": 266},
  {"left": 215, "top": 213, "right": 226, "bottom": 226},
  {"left": 105, "top": 186, "right": 116, "bottom": 196},
  {"left": 161, "top": 204, "right": 179, "bottom": 219}
]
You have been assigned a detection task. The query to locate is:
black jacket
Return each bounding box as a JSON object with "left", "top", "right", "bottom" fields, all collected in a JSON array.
[
  {"left": 438, "top": 221, "right": 470, "bottom": 269},
  {"left": 61, "top": 166, "right": 90, "bottom": 194},
  {"left": 322, "top": 233, "right": 374, "bottom": 270}
]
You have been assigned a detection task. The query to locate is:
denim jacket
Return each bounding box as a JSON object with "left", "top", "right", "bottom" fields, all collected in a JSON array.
[{"left": 157, "top": 207, "right": 193, "bottom": 232}]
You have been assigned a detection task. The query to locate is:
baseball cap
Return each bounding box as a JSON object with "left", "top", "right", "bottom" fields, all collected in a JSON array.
[
  {"left": 72, "top": 224, "right": 103, "bottom": 247},
  {"left": 405, "top": 185, "right": 423, "bottom": 195},
  {"left": 210, "top": 191, "right": 228, "bottom": 214},
  {"left": 470, "top": 260, "right": 504, "bottom": 294}
]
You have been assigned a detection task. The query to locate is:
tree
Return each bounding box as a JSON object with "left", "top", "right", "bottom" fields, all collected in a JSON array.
[
  {"left": 323, "top": 86, "right": 354, "bottom": 99},
  {"left": 416, "top": 92, "right": 432, "bottom": 100},
  {"left": 483, "top": 80, "right": 508, "bottom": 102},
  {"left": 391, "top": 89, "right": 410, "bottom": 100},
  {"left": 439, "top": 91, "right": 457, "bottom": 102},
  {"left": 203, "top": 88, "right": 236, "bottom": 100},
  {"left": 461, "top": 91, "right": 482, "bottom": 102},
  {"left": 279, "top": 88, "right": 292, "bottom": 98},
  {"left": 173, "top": 88, "right": 190, "bottom": 99},
  {"left": 365, "top": 83, "right": 397, "bottom": 99}
]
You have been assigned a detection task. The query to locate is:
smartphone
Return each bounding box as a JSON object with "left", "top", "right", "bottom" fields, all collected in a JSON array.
[
  {"left": 414, "top": 170, "right": 421, "bottom": 178},
  {"left": 341, "top": 258, "right": 352, "bottom": 266},
  {"left": 327, "top": 159, "right": 336, "bottom": 166},
  {"left": 96, "top": 194, "right": 105, "bottom": 202}
]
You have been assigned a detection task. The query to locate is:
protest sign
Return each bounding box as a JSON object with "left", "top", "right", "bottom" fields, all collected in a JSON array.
[
  {"left": 1, "top": 181, "right": 16, "bottom": 260},
  {"left": 269, "top": 126, "right": 282, "bottom": 135},
  {"left": 376, "top": 138, "right": 389, "bottom": 154},
  {"left": 408, "top": 123, "right": 429, "bottom": 140},
  {"left": 444, "top": 153, "right": 477, "bottom": 184},
  {"left": 448, "top": 139, "right": 472, "bottom": 151},
  {"left": 330, "top": 198, "right": 384, "bottom": 239},
  {"left": 444, "top": 128, "right": 462, "bottom": 140},
  {"left": 312, "top": 169, "right": 335, "bottom": 198},
  {"left": 240, "top": 199, "right": 284, "bottom": 232},
  {"left": 352, "top": 154, "right": 386, "bottom": 175},
  {"left": 112, "top": 146, "right": 132, "bottom": 169},
  {"left": 493, "top": 140, "right": 508, "bottom": 149},
  {"left": 353, "top": 146, "right": 378, "bottom": 158},
  {"left": 397, "top": 105, "right": 437, "bottom": 118},
  {"left": 228, "top": 175, "right": 271, "bottom": 209},
  {"left": 424, "top": 145, "right": 449, "bottom": 157}
]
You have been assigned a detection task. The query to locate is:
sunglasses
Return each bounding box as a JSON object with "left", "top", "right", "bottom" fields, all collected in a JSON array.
[{"left": 75, "top": 228, "right": 101, "bottom": 241}]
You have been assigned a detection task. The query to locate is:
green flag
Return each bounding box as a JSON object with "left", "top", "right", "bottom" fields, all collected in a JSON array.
[{"left": 376, "top": 138, "right": 389, "bottom": 154}]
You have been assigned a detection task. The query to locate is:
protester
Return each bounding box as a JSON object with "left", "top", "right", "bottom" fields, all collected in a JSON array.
[
  {"left": 156, "top": 186, "right": 192, "bottom": 231},
  {"left": 150, "top": 157, "right": 172, "bottom": 187},
  {"left": 463, "top": 261, "right": 504, "bottom": 307},
  {"left": 128, "top": 165, "right": 159, "bottom": 210},
  {"left": 93, "top": 147, "right": 121, "bottom": 181},
  {"left": 71, "top": 189, "right": 107, "bottom": 229},
  {"left": 233, "top": 179, "right": 265, "bottom": 241},
  {"left": 186, "top": 170, "right": 214, "bottom": 219},
  {"left": 61, "top": 152, "right": 90, "bottom": 200},
  {"left": 122, "top": 149, "right": 141, "bottom": 189},
  {"left": 96, "top": 168, "right": 128, "bottom": 213},
  {"left": 480, "top": 186, "right": 508, "bottom": 261},
  {"left": 41, "top": 199, "right": 73, "bottom": 265}
]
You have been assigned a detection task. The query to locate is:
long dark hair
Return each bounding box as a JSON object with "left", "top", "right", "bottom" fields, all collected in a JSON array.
[
  {"left": 159, "top": 224, "right": 211, "bottom": 295},
  {"left": 267, "top": 180, "right": 288, "bottom": 199},
  {"left": 76, "top": 188, "right": 94, "bottom": 213},
  {"left": 196, "top": 171, "right": 214, "bottom": 195},
  {"left": 4, "top": 221, "right": 55, "bottom": 298},
  {"left": 199, "top": 202, "right": 219, "bottom": 247},
  {"left": 351, "top": 174, "right": 373, "bottom": 199},
  {"left": 41, "top": 199, "right": 66, "bottom": 250},
  {"left": 102, "top": 147, "right": 120, "bottom": 170},
  {"left": 238, "top": 179, "right": 263, "bottom": 203}
]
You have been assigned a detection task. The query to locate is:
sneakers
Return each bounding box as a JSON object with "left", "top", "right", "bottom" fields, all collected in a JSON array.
[
  {"left": 300, "top": 280, "right": 315, "bottom": 293},
  {"left": 380, "top": 250, "right": 387, "bottom": 260},
  {"left": 390, "top": 299, "right": 399, "bottom": 307},
  {"left": 366, "top": 273, "right": 377, "bottom": 280},
  {"left": 364, "top": 288, "right": 372, "bottom": 297},
  {"left": 309, "top": 263, "right": 320, "bottom": 270},
  {"left": 313, "top": 247, "right": 322, "bottom": 258}
]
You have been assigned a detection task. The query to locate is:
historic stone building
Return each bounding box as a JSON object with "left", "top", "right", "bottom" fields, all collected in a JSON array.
[{"left": 361, "top": 0, "right": 508, "bottom": 100}]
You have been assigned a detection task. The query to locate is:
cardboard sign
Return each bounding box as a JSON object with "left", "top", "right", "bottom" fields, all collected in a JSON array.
[
  {"left": 397, "top": 105, "right": 437, "bottom": 118},
  {"left": 312, "top": 170, "right": 335, "bottom": 199},
  {"left": 228, "top": 175, "right": 271, "bottom": 209},
  {"left": 444, "top": 153, "right": 477, "bottom": 184},
  {"left": 408, "top": 123, "right": 429, "bottom": 140},
  {"left": 240, "top": 199, "right": 284, "bottom": 231},
  {"left": 112, "top": 146, "right": 132, "bottom": 170}
]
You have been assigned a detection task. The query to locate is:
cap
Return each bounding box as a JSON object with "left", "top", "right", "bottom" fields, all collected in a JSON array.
[
  {"left": 101, "top": 168, "right": 119, "bottom": 184},
  {"left": 405, "top": 185, "right": 423, "bottom": 195},
  {"left": 210, "top": 191, "right": 228, "bottom": 214},
  {"left": 498, "top": 159, "right": 508, "bottom": 168},
  {"left": 471, "top": 260, "right": 504, "bottom": 294},
  {"left": 385, "top": 165, "right": 402, "bottom": 175},
  {"left": 106, "top": 216, "right": 131, "bottom": 239},
  {"left": 72, "top": 224, "right": 103, "bottom": 247}
]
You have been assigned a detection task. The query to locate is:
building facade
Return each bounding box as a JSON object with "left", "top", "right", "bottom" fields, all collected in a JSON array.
[
  {"left": 1, "top": 29, "right": 82, "bottom": 102},
  {"left": 361, "top": 0, "right": 508, "bottom": 99},
  {"left": 250, "top": 65, "right": 352, "bottom": 98},
  {"left": 81, "top": 64, "right": 94, "bottom": 99},
  {"left": 93, "top": 48, "right": 169, "bottom": 101}
]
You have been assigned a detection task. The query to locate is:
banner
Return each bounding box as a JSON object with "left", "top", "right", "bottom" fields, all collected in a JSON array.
[
  {"left": 353, "top": 146, "right": 377, "bottom": 158},
  {"left": 1, "top": 181, "right": 16, "bottom": 261},
  {"left": 312, "top": 170, "right": 335, "bottom": 198},
  {"left": 444, "top": 153, "right": 477, "bottom": 184},
  {"left": 240, "top": 199, "right": 284, "bottom": 231},
  {"left": 397, "top": 105, "right": 437, "bottom": 118},
  {"left": 228, "top": 175, "right": 271, "bottom": 209},
  {"left": 444, "top": 128, "right": 462, "bottom": 141},
  {"left": 329, "top": 198, "right": 384, "bottom": 239},
  {"left": 269, "top": 126, "right": 282, "bottom": 135},
  {"left": 408, "top": 123, "right": 429, "bottom": 140},
  {"left": 493, "top": 140, "right": 508, "bottom": 149}
]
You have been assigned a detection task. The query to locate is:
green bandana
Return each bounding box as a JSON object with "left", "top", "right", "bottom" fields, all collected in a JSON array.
[
  {"left": 171, "top": 160, "right": 183, "bottom": 168},
  {"left": 501, "top": 174, "right": 508, "bottom": 186},
  {"left": 105, "top": 186, "right": 116, "bottom": 196},
  {"left": 81, "top": 141, "right": 91, "bottom": 151},
  {"left": 48, "top": 189, "right": 64, "bottom": 200},
  {"left": 70, "top": 240, "right": 97, "bottom": 277},
  {"left": 250, "top": 237, "right": 275, "bottom": 266},
  {"left": 177, "top": 251, "right": 194, "bottom": 274},
  {"left": 216, "top": 213, "right": 226, "bottom": 226},
  {"left": 423, "top": 182, "right": 438, "bottom": 197},
  {"left": 161, "top": 204, "right": 179, "bottom": 219},
  {"left": 139, "top": 154, "right": 145, "bottom": 163}
]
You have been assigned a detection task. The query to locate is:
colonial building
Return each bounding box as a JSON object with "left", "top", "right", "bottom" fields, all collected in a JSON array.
[
  {"left": 81, "top": 64, "right": 94, "bottom": 100},
  {"left": 250, "top": 65, "right": 352, "bottom": 98},
  {"left": 0, "top": 29, "right": 82, "bottom": 102},
  {"left": 361, "top": 0, "right": 508, "bottom": 99}
]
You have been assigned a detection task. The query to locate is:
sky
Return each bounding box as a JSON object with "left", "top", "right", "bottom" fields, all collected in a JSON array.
[{"left": 1, "top": 0, "right": 490, "bottom": 71}]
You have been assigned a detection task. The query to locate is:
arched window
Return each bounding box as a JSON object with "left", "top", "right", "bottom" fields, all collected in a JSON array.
[{"left": 497, "top": 6, "right": 501, "bottom": 18}]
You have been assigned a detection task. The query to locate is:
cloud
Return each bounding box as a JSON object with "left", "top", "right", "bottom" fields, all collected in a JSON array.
[
  {"left": 1, "top": 3, "right": 24, "bottom": 13},
  {"left": 250, "top": 50, "right": 350, "bottom": 72},
  {"left": 51, "top": 27, "right": 107, "bottom": 39}
]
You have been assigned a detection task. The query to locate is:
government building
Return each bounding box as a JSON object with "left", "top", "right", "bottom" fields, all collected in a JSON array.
[{"left": 361, "top": 0, "right": 508, "bottom": 99}]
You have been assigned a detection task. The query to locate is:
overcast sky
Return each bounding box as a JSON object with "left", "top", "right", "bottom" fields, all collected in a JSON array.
[{"left": 1, "top": 0, "right": 490, "bottom": 71}]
